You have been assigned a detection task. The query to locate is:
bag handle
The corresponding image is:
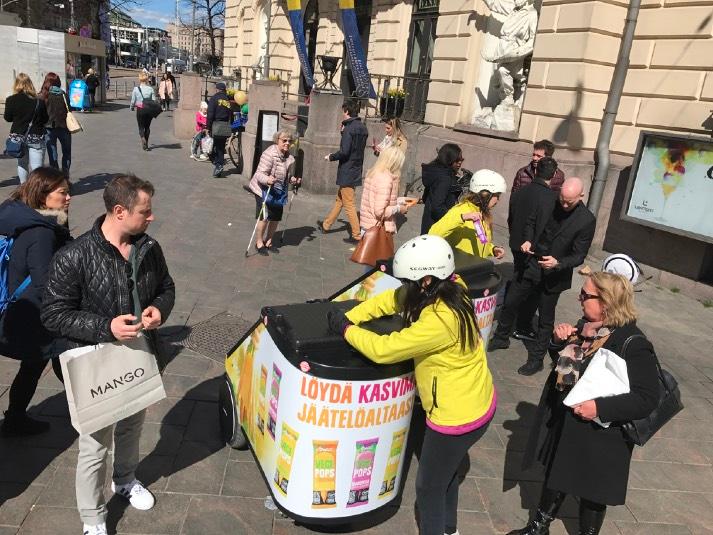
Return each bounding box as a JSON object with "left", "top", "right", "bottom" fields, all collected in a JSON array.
[
  {"left": 621, "top": 334, "right": 669, "bottom": 393},
  {"left": 23, "top": 98, "right": 40, "bottom": 138}
]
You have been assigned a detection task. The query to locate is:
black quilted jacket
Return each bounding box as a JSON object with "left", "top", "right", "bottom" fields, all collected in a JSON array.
[{"left": 41, "top": 216, "right": 175, "bottom": 354}]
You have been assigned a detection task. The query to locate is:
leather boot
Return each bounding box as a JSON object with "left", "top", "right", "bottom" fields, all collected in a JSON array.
[
  {"left": 578, "top": 501, "right": 606, "bottom": 535},
  {"left": 507, "top": 488, "right": 565, "bottom": 535}
]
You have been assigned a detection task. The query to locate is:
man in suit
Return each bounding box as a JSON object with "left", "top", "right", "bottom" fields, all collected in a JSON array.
[
  {"left": 490, "top": 177, "right": 596, "bottom": 376},
  {"left": 506, "top": 156, "right": 559, "bottom": 342}
]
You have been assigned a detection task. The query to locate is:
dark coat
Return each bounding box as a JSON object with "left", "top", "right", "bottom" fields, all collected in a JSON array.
[
  {"left": 420, "top": 162, "right": 461, "bottom": 234},
  {"left": 512, "top": 162, "right": 565, "bottom": 194},
  {"left": 524, "top": 202, "right": 596, "bottom": 293},
  {"left": 85, "top": 74, "right": 100, "bottom": 91},
  {"left": 45, "top": 89, "right": 69, "bottom": 130},
  {"left": 508, "top": 177, "right": 557, "bottom": 253},
  {"left": 4, "top": 92, "right": 49, "bottom": 138},
  {"left": 41, "top": 216, "right": 175, "bottom": 359},
  {"left": 523, "top": 321, "right": 660, "bottom": 505},
  {"left": 206, "top": 91, "right": 233, "bottom": 131},
  {"left": 0, "top": 200, "right": 71, "bottom": 360},
  {"left": 329, "top": 116, "right": 368, "bottom": 187}
]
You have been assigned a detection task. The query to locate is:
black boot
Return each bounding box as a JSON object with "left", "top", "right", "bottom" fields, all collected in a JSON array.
[
  {"left": 518, "top": 358, "right": 544, "bottom": 376},
  {"left": 1, "top": 410, "right": 50, "bottom": 437},
  {"left": 578, "top": 500, "right": 606, "bottom": 535},
  {"left": 507, "top": 488, "right": 565, "bottom": 535}
]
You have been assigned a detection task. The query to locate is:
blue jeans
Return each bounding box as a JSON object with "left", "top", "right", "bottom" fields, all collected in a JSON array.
[
  {"left": 17, "top": 142, "right": 45, "bottom": 184},
  {"left": 46, "top": 128, "right": 72, "bottom": 174}
]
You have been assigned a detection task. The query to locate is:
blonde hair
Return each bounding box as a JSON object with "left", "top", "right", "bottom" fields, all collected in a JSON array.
[
  {"left": 138, "top": 72, "right": 149, "bottom": 84},
  {"left": 384, "top": 117, "right": 407, "bottom": 142},
  {"left": 87, "top": 68, "right": 95, "bottom": 75},
  {"left": 13, "top": 73, "right": 36, "bottom": 96},
  {"left": 366, "top": 146, "right": 405, "bottom": 180},
  {"left": 589, "top": 271, "right": 638, "bottom": 327}
]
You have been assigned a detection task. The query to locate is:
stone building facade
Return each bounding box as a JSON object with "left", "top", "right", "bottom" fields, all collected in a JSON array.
[
  {"left": 166, "top": 23, "right": 225, "bottom": 60},
  {"left": 223, "top": 0, "right": 713, "bottom": 296}
]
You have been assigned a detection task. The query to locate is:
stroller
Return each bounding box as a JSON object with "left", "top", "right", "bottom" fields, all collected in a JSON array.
[{"left": 190, "top": 132, "right": 213, "bottom": 162}]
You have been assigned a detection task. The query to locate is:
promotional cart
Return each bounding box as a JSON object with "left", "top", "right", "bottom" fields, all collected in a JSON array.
[{"left": 219, "top": 254, "right": 501, "bottom": 525}]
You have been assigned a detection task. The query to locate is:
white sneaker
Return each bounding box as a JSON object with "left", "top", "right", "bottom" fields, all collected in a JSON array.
[
  {"left": 111, "top": 479, "right": 155, "bottom": 510},
  {"left": 83, "top": 523, "right": 107, "bottom": 535}
]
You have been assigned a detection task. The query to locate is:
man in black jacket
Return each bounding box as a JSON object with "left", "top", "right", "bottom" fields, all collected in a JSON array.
[
  {"left": 491, "top": 177, "right": 596, "bottom": 376},
  {"left": 317, "top": 100, "right": 368, "bottom": 243},
  {"left": 206, "top": 82, "right": 234, "bottom": 178},
  {"left": 506, "top": 157, "right": 558, "bottom": 341},
  {"left": 42, "top": 175, "right": 174, "bottom": 535}
]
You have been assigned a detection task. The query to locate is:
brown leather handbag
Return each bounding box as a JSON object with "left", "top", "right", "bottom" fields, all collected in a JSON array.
[{"left": 350, "top": 221, "right": 394, "bottom": 267}]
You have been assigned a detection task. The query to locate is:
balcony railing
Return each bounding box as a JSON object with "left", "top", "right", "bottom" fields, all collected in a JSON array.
[{"left": 365, "top": 74, "right": 431, "bottom": 124}]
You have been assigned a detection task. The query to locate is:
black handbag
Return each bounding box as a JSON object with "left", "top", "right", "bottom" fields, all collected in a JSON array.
[
  {"left": 139, "top": 87, "right": 162, "bottom": 118},
  {"left": 4, "top": 99, "right": 39, "bottom": 158},
  {"left": 620, "top": 334, "right": 683, "bottom": 446}
]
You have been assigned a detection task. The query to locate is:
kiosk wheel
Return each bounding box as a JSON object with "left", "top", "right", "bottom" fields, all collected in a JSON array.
[
  {"left": 218, "top": 374, "right": 247, "bottom": 449},
  {"left": 228, "top": 132, "right": 243, "bottom": 173}
]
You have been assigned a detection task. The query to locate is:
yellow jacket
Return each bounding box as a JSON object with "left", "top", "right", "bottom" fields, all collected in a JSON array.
[
  {"left": 428, "top": 201, "right": 495, "bottom": 258},
  {"left": 344, "top": 284, "right": 495, "bottom": 427}
]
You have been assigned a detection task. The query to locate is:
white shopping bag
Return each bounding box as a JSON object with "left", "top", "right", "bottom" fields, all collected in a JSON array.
[
  {"left": 563, "top": 348, "right": 630, "bottom": 428},
  {"left": 60, "top": 335, "right": 166, "bottom": 435}
]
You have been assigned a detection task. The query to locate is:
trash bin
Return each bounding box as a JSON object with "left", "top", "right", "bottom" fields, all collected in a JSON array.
[{"left": 220, "top": 300, "right": 416, "bottom": 525}]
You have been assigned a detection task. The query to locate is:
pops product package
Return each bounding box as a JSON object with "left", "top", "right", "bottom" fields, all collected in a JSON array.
[
  {"left": 312, "top": 440, "right": 338, "bottom": 508},
  {"left": 274, "top": 422, "right": 299, "bottom": 495},
  {"left": 267, "top": 364, "right": 282, "bottom": 439},
  {"left": 379, "top": 429, "right": 407, "bottom": 497},
  {"left": 347, "top": 438, "right": 379, "bottom": 507}
]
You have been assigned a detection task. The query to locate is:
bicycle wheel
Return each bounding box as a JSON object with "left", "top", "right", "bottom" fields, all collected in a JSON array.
[{"left": 228, "top": 132, "right": 244, "bottom": 172}]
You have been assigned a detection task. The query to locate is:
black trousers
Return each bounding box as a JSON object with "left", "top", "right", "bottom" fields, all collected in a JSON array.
[
  {"left": 212, "top": 135, "right": 228, "bottom": 168},
  {"left": 510, "top": 251, "right": 540, "bottom": 332},
  {"left": 136, "top": 108, "right": 153, "bottom": 141},
  {"left": 7, "top": 358, "right": 61, "bottom": 415},
  {"left": 494, "top": 276, "right": 561, "bottom": 360},
  {"left": 416, "top": 422, "right": 490, "bottom": 535}
]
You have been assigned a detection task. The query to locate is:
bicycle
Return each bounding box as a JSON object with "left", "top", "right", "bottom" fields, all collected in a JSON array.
[{"left": 227, "top": 127, "right": 244, "bottom": 173}]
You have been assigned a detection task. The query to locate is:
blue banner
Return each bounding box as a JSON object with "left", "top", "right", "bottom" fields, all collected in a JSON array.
[
  {"left": 339, "top": 1, "right": 376, "bottom": 99},
  {"left": 287, "top": 1, "right": 314, "bottom": 90}
]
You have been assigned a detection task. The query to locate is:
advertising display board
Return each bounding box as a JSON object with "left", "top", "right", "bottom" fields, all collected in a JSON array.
[{"left": 623, "top": 131, "right": 713, "bottom": 243}]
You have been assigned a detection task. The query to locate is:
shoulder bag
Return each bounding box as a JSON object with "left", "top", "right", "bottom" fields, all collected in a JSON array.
[
  {"left": 63, "top": 93, "right": 83, "bottom": 134},
  {"left": 4, "top": 99, "right": 39, "bottom": 158},
  {"left": 139, "top": 87, "right": 163, "bottom": 118},
  {"left": 350, "top": 220, "right": 394, "bottom": 267},
  {"left": 620, "top": 334, "right": 683, "bottom": 446}
]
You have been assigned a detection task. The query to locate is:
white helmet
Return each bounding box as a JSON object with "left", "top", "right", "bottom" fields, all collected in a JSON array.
[
  {"left": 469, "top": 169, "right": 507, "bottom": 195},
  {"left": 393, "top": 235, "right": 455, "bottom": 281},
  {"left": 602, "top": 254, "right": 640, "bottom": 284}
]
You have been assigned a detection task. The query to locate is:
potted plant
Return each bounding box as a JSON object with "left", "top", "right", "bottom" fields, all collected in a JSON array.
[{"left": 379, "top": 87, "right": 407, "bottom": 118}]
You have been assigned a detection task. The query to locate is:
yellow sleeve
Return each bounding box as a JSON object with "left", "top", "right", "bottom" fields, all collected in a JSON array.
[
  {"left": 344, "top": 288, "right": 401, "bottom": 325},
  {"left": 345, "top": 305, "right": 457, "bottom": 364},
  {"left": 475, "top": 219, "right": 495, "bottom": 258},
  {"left": 428, "top": 206, "right": 462, "bottom": 239}
]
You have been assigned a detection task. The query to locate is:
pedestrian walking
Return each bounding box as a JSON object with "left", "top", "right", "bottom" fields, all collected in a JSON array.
[
  {"left": 512, "top": 139, "right": 565, "bottom": 194},
  {"left": 247, "top": 130, "right": 299, "bottom": 255},
  {"left": 41, "top": 174, "right": 175, "bottom": 535},
  {"left": 371, "top": 117, "right": 408, "bottom": 156},
  {"left": 4, "top": 73, "right": 48, "bottom": 184},
  {"left": 84, "top": 69, "right": 100, "bottom": 111},
  {"left": 505, "top": 157, "right": 559, "bottom": 342},
  {"left": 129, "top": 72, "right": 157, "bottom": 151},
  {"left": 429, "top": 169, "right": 507, "bottom": 259},
  {"left": 0, "top": 167, "right": 71, "bottom": 437},
  {"left": 206, "top": 82, "right": 234, "bottom": 178},
  {"left": 489, "top": 177, "right": 596, "bottom": 376},
  {"left": 317, "top": 99, "right": 369, "bottom": 244},
  {"left": 158, "top": 73, "right": 173, "bottom": 111},
  {"left": 167, "top": 71, "right": 177, "bottom": 100},
  {"left": 40, "top": 72, "right": 72, "bottom": 179},
  {"left": 420, "top": 143, "right": 464, "bottom": 234},
  {"left": 327, "top": 235, "right": 496, "bottom": 535},
  {"left": 508, "top": 272, "right": 659, "bottom": 535}
]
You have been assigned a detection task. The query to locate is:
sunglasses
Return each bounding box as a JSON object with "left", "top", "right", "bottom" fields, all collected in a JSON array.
[{"left": 578, "top": 289, "right": 600, "bottom": 302}]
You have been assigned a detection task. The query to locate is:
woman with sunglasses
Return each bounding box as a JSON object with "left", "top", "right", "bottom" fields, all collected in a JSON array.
[
  {"left": 508, "top": 272, "right": 659, "bottom": 535},
  {"left": 420, "top": 143, "right": 464, "bottom": 234},
  {"left": 328, "top": 235, "right": 496, "bottom": 535}
]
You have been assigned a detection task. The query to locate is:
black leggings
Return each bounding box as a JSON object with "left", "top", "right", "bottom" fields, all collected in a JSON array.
[
  {"left": 7, "top": 359, "right": 62, "bottom": 415},
  {"left": 416, "top": 421, "right": 490, "bottom": 535},
  {"left": 136, "top": 108, "right": 153, "bottom": 141}
]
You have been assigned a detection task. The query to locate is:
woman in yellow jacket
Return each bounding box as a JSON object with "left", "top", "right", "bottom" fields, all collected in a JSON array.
[
  {"left": 429, "top": 169, "right": 507, "bottom": 259},
  {"left": 327, "top": 235, "right": 496, "bottom": 535}
]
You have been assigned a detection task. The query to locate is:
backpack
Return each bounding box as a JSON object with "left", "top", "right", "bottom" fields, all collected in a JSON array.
[{"left": 0, "top": 235, "right": 31, "bottom": 315}]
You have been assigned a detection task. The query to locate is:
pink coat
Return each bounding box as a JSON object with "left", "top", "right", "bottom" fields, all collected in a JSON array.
[
  {"left": 360, "top": 169, "right": 399, "bottom": 233},
  {"left": 158, "top": 79, "right": 173, "bottom": 99},
  {"left": 248, "top": 144, "right": 295, "bottom": 197},
  {"left": 195, "top": 111, "right": 207, "bottom": 132}
]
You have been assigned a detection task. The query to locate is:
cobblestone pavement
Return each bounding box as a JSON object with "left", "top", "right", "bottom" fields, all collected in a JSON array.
[{"left": 1, "top": 102, "right": 712, "bottom": 535}]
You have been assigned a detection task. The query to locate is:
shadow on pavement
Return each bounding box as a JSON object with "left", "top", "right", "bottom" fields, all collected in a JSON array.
[
  {"left": 99, "top": 102, "right": 131, "bottom": 112},
  {"left": 278, "top": 225, "right": 317, "bottom": 247},
  {"left": 0, "top": 177, "right": 18, "bottom": 188},
  {"left": 71, "top": 172, "right": 122, "bottom": 196},
  {"left": 150, "top": 143, "right": 183, "bottom": 150}
]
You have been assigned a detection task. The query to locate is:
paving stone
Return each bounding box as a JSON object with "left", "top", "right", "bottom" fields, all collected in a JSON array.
[
  {"left": 180, "top": 496, "right": 273, "bottom": 535},
  {"left": 0, "top": 483, "right": 43, "bottom": 526},
  {"left": 144, "top": 397, "right": 195, "bottom": 427},
  {"left": 615, "top": 522, "right": 693, "bottom": 534},
  {"left": 112, "top": 492, "right": 191, "bottom": 535},
  {"left": 165, "top": 442, "right": 229, "bottom": 495},
  {"left": 182, "top": 401, "right": 223, "bottom": 447},
  {"left": 220, "top": 460, "right": 269, "bottom": 498},
  {"left": 36, "top": 467, "right": 76, "bottom": 508},
  {"left": 16, "top": 505, "right": 81, "bottom": 534},
  {"left": 0, "top": 526, "right": 19, "bottom": 535},
  {"left": 138, "top": 422, "right": 185, "bottom": 456},
  {"left": 0, "top": 446, "right": 61, "bottom": 485}
]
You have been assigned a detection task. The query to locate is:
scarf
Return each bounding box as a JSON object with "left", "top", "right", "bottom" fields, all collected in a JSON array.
[{"left": 555, "top": 321, "right": 612, "bottom": 390}]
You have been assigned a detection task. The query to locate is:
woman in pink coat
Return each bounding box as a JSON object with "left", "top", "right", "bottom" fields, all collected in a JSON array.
[{"left": 158, "top": 74, "right": 174, "bottom": 111}]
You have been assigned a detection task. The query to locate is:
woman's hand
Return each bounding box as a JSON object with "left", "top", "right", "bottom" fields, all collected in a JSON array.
[
  {"left": 398, "top": 203, "right": 409, "bottom": 215},
  {"left": 573, "top": 400, "right": 597, "bottom": 421},
  {"left": 266, "top": 176, "right": 276, "bottom": 185},
  {"left": 553, "top": 323, "right": 578, "bottom": 342},
  {"left": 493, "top": 246, "right": 505, "bottom": 259},
  {"left": 461, "top": 212, "right": 481, "bottom": 223},
  {"left": 290, "top": 176, "right": 301, "bottom": 185},
  {"left": 327, "top": 310, "right": 352, "bottom": 336}
]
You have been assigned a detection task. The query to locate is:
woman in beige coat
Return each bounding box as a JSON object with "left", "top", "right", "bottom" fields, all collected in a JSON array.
[{"left": 158, "top": 74, "right": 174, "bottom": 111}]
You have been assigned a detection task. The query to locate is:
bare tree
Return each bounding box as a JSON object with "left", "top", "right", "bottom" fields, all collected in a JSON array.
[{"left": 181, "top": 0, "right": 225, "bottom": 69}]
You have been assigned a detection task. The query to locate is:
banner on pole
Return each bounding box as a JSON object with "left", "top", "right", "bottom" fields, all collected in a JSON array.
[
  {"left": 287, "top": 0, "right": 315, "bottom": 90},
  {"left": 339, "top": 0, "right": 376, "bottom": 99}
]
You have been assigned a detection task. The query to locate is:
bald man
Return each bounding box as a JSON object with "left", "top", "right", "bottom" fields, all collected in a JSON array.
[{"left": 490, "top": 177, "right": 596, "bottom": 376}]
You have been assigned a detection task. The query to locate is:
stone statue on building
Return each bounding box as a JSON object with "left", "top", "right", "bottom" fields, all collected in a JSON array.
[{"left": 472, "top": 0, "right": 538, "bottom": 132}]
